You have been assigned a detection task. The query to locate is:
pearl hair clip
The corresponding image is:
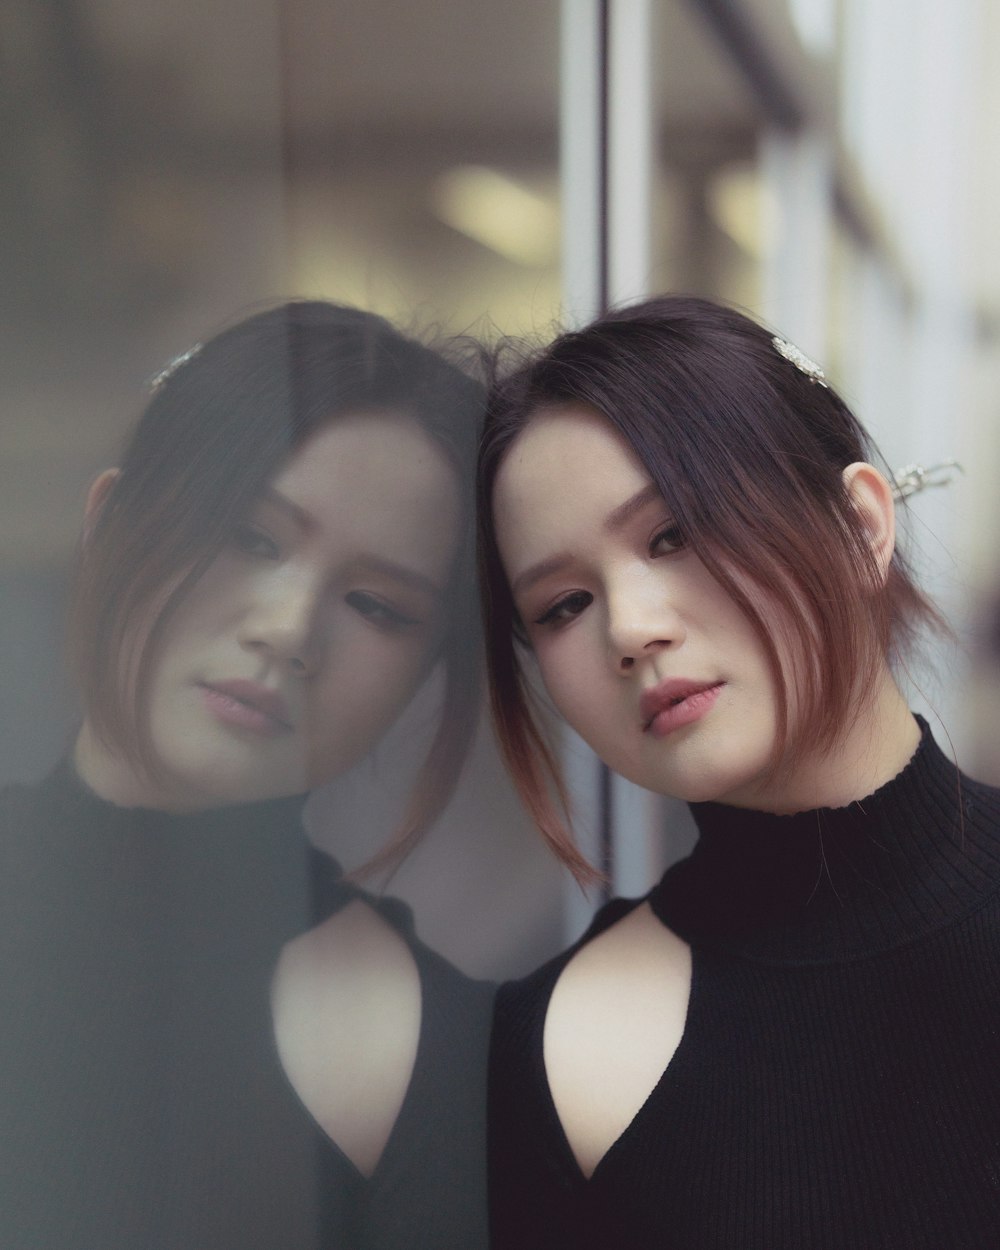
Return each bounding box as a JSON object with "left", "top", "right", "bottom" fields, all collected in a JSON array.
[
  {"left": 769, "top": 334, "right": 962, "bottom": 503},
  {"left": 772, "top": 335, "right": 828, "bottom": 387},
  {"left": 891, "top": 460, "right": 963, "bottom": 502},
  {"left": 149, "top": 343, "right": 203, "bottom": 392}
]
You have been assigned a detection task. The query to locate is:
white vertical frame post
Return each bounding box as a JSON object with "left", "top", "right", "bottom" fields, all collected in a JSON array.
[
  {"left": 606, "top": 0, "right": 653, "bottom": 306},
  {"left": 605, "top": 0, "right": 678, "bottom": 898},
  {"left": 558, "top": 0, "right": 671, "bottom": 927},
  {"left": 558, "top": 0, "right": 609, "bottom": 940},
  {"left": 898, "top": 0, "right": 979, "bottom": 756},
  {"left": 560, "top": 0, "right": 604, "bottom": 327},
  {"left": 840, "top": 0, "right": 980, "bottom": 755},
  {"left": 760, "top": 129, "right": 834, "bottom": 360},
  {"left": 839, "top": 0, "right": 909, "bottom": 458}
]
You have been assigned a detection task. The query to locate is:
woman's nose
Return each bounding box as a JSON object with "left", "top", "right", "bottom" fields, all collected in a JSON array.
[
  {"left": 239, "top": 581, "right": 322, "bottom": 676},
  {"left": 606, "top": 578, "right": 685, "bottom": 673}
]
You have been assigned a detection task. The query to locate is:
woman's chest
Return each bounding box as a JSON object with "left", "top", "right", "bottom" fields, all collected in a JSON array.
[{"left": 491, "top": 921, "right": 1000, "bottom": 1249}]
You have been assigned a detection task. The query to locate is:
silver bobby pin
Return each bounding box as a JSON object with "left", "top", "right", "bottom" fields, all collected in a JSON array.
[
  {"left": 891, "top": 460, "right": 964, "bottom": 502},
  {"left": 772, "top": 335, "right": 828, "bottom": 387},
  {"left": 149, "top": 343, "right": 203, "bottom": 392}
]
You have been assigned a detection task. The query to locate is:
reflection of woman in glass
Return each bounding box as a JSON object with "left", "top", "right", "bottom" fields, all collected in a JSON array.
[
  {"left": 479, "top": 296, "right": 1000, "bottom": 1248},
  {"left": 0, "top": 302, "right": 491, "bottom": 1249}
]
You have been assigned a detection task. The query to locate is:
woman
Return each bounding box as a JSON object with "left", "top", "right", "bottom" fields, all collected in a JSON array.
[
  {"left": 0, "top": 301, "right": 492, "bottom": 1249},
  {"left": 478, "top": 295, "right": 1000, "bottom": 1248}
]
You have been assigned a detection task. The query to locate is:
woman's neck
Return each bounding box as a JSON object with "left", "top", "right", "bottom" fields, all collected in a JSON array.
[
  {"left": 740, "top": 670, "right": 921, "bottom": 816},
  {"left": 74, "top": 722, "right": 188, "bottom": 812}
]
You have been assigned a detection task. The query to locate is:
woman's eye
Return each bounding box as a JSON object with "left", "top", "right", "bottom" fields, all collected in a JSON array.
[
  {"left": 650, "top": 523, "right": 685, "bottom": 556},
  {"left": 534, "top": 590, "right": 593, "bottom": 627},
  {"left": 346, "top": 590, "right": 420, "bottom": 630},
  {"left": 232, "top": 524, "right": 280, "bottom": 560}
]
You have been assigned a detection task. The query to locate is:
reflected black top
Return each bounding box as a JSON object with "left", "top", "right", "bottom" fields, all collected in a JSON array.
[
  {"left": 489, "top": 720, "right": 1000, "bottom": 1249},
  {"left": 0, "top": 762, "right": 492, "bottom": 1249}
]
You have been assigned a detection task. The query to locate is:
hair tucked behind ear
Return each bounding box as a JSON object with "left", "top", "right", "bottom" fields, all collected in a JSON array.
[
  {"left": 71, "top": 301, "right": 485, "bottom": 868},
  {"left": 478, "top": 295, "right": 947, "bottom": 879}
]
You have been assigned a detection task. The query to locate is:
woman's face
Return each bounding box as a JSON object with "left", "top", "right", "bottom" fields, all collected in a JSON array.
[
  {"left": 140, "top": 411, "right": 461, "bottom": 808},
  {"left": 493, "top": 404, "right": 790, "bottom": 809}
]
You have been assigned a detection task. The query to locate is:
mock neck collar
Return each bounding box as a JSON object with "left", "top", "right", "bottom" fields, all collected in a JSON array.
[
  {"left": 650, "top": 718, "right": 1000, "bottom": 964},
  {"left": 44, "top": 754, "right": 309, "bottom": 841},
  {"left": 13, "top": 758, "right": 343, "bottom": 951}
]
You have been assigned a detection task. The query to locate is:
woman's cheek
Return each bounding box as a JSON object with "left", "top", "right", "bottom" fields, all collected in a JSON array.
[
  {"left": 317, "top": 620, "right": 437, "bottom": 730},
  {"left": 535, "top": 636, "right": 599, "bottom": 732}
]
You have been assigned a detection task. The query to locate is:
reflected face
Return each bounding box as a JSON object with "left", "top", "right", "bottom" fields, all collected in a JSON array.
[
  {"left": 493, "top": 405, "right": 787, "bottom": 808},
  {"left": 143, "top": 412, "right": 461, "bottom": 808}
]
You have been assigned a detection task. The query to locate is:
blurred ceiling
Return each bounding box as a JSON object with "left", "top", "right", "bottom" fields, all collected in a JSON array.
[
  {"left": 1, "top": 0, "right": 770, "bottom": 567},
  {"left": 1, "top": 0, "right": 760, "bottom": 333}
]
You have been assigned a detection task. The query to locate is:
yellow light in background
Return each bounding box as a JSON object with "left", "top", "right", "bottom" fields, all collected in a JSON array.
[
  {"left": 707, "top": 162, "right": 777, "bottom": 260},
  {"left": 431, "top": 165, "right": 559, "bottom": 267},
  {"left": 787, "top": 0, "right": 836, "bottom": 55}
]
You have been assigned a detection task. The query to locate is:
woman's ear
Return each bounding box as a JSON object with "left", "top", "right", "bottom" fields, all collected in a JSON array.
[
  {"left": 842, "top": 461, "right": 896, "bottom": 585},
  {"left": 83, "top": 468, "right": 121, "bottom": 543}
]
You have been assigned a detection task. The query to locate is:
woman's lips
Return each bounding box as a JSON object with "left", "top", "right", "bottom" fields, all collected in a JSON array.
[
  {"left": 640, "top": 679, "right": 724, "bottom": 738},
  {"left": 199, "top": 680, "right": 294, "bottom": 736}
]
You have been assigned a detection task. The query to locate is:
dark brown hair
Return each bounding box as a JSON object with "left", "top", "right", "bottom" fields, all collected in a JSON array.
[
  {"left": 72, "top": 300, "right": 484, "bottom": 863},
  {"left": 477, "top": 295, "right": 945, "bottom": 879}
]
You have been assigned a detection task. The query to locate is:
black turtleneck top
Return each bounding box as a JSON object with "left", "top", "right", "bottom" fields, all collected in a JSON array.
[
  {"left": 0, "top": 762, "right": 492, "bottom": 1249},
  {"left": 489, "top": 720, "right": 1000, "bottom": 1248}
]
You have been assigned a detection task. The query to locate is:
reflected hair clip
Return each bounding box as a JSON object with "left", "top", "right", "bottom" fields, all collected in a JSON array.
[
  {"left": 149, "top": 344, "right": 203, "bottom": 392},
  {"left": 772, "top": 335, "right": 828, "bottom": 387},
  {"left": 891, "top": 459, "right": 964, "bottom": 502}
]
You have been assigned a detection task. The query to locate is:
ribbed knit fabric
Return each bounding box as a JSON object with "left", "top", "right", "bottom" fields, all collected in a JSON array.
[
  {"left": 489, "top": 720, "right": 1000, "bottom": 1248},
  {"left": 0, "top": 762, "right": 492, "bottom": 1249}
]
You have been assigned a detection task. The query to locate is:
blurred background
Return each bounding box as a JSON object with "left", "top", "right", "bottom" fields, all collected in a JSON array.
[{"left": 3, "top": 0, "right": 1000, "bottom": 977}]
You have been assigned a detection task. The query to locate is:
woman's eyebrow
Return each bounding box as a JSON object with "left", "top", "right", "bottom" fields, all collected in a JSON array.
[
  {"left": 511, "top": 484, "right": 663, "bottom": 599},
  {"left": 260, "top": 488, "right": 446, "bottom": 597},
  {"left": 603, "top": 482, "right": 662, "bottom": 533},
  {"left": 260, "top": 486, "right": 312, "bottom": 530},
  {"left": 356, "top": 555, "right": 445, "bottom": 599},
  {"left": 511, "top": 553, "right": 573, "bottom": 599}
]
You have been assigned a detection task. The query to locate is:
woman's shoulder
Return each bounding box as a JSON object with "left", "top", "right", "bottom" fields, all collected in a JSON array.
[
  {"left": 492, "top": 890, "right": 651, "bottom": 1032},
  {"left": 0, "top": 763, "right": 80, "bottom": 849},
  {"left": 274, "top": 882, "right": 495, "bottom": 1186},
  {"left": 489, "top": 888, "right": 691, "bottom": 1181},
  {"left": 305, "top": 845, "right": 494, "bottom": 1002},
  {"left": 0, "top": 769, "right": 55, "bottom": 819},
  {"left": 961, "top": 764, "right": 1000, "bottom": 819}
]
